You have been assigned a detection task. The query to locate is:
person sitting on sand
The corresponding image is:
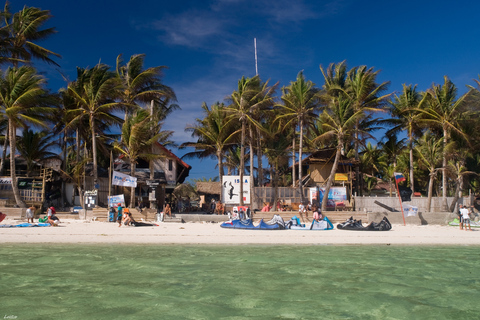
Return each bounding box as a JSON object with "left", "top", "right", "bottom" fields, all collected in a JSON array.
[
  {"left": 216, "top": 202, "right": 224, "bottom": 215},
  {"left": 313, "top": 209, "right": 323, "bottom": 222},
  {"left": 47, "top": 206, "right": 59, "bottom": 226},
  {"left": 123, "top": 208, "right": 134, "bottom": 226},
  {"left": 164, "top": 203, "right": 172, "bottom": 217},
  {"left": 261, "top": 202, "right": 271, "bottom": 212}
]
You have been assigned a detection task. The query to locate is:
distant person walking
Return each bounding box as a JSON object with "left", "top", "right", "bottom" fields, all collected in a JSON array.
[{"left": 116, "top": 203, "right": 123, "bottom": 227}]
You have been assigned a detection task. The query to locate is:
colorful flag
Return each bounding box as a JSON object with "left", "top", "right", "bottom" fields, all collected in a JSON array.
[{"left": 394, "top": 172, "right": 406, "bottom": 183}]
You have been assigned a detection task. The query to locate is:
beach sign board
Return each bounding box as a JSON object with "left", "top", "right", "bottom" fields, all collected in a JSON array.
[
  {"left": 108, "top": 194, "right": 125, "bottom": 208},
  {"left": 221, "top": 175, "right": 250, "bottom": 205}
]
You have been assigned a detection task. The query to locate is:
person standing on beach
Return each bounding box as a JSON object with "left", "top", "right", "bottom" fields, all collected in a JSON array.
[
  {"left": 116, "top": 203, "right": 123, "bottom": 227},
  {"left": 460, "top": 205, "right": 472, "bottom": 231},
  {"left": 26, "top": 206, "right": 35, "bottom": 223}
]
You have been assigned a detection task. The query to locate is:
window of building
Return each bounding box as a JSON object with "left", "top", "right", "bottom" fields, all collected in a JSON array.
[{"left": 169, "top": 160, "right": 173, "bottom": 171}]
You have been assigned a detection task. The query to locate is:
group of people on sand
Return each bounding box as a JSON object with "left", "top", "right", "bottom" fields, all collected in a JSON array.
[
  {"left": 114, "top": 203, "right": 136, "bottom": 227},
  {"left": 458, "top": 204, "right": 476, "bottom": 231}
]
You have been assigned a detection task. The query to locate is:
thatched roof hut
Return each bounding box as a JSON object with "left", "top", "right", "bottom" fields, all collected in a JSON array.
[{"left": 196, "top": 182, "right": 221, "bottom": 196}]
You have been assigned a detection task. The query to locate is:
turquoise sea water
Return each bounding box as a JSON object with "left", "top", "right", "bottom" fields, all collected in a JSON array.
[{"left": 1, "top": 244, "right": 479, "bottom": 319}]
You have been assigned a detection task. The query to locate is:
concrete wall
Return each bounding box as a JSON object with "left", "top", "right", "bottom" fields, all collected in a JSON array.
[
  {"left": 355, "top": 196, "right": 459, "bottom": 213},
  {"left": 367, "top": 211, "right": 455, "bottom": 225}
]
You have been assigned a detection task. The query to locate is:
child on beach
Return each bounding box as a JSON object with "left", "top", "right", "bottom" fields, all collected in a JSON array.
[
  {"left": 26, "top": 206, "right": 35, "bottom": 223},
  {"left": 117, "top": 203, "right": 123, "bottom": 227}
]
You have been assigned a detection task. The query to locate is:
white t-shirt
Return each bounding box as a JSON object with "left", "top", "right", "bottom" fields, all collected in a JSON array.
[{"left": 460, "top": 207, "right": 470, "bottom": 220}]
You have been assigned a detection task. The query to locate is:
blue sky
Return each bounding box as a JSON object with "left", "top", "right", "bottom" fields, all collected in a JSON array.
[{"left": 18, "top": 0, "right": 480, "bottom": 181}]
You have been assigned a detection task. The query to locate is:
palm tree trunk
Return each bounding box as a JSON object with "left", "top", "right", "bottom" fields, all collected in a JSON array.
[
  {"left": 0, "top": 129, "right": 9, "bottom": 175},
  {"left": 272, "top": 162, "right": 278, "bottom": 212},
  {"left": 76, "top": 129, "right": 80, "bottom": 164},
  {"left": 239, "top": 120, "right": 245, "bottom": 205},
  {"left": 354, "top": 121, "right": 360, "bottom": 196},
  {"left": 441, "top": 127, "right": 448, "bottom": 211},
  {"left": 257, "top": 127, "right": 264, "bottom": 187},
  {"left": 90, "top": 113, "right": 98, "bottom": 188},
  {"left": 427, "top": 170, "right": 435, "bottom": 212},
  {"left": 298, "top": 119, "right": 304, "bottom": 204},
  {"left": 292, "top": 137, "right": 295, "bottom": 188},
  {"left": 9, "top": 120, "right": 26, "bottom": 207},
  {"left": 409, "top": 132, "right": 414, "bottom": 194},
  {"left": 449, "top": 173, "right": 463, "bottom": 212},
  {"left": 130, "top": 161, "right": 136, "bottom": 208},
  {"left": 62, "top": 130, "right": 67, "bottom": 206},
  {"left": 321, "top": 140, "right": 342, "bottom": 212},
  {"left": 217, "top": 150, "right": 224, "bottom": 181},
  {"left": 249, "top": 124, "right": 255, "bottom": 209}
]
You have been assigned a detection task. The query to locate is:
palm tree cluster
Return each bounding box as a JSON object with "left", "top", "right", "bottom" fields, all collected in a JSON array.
[
  {"left": 0, "top": 4, "right": 178, "bottom": 208},
  {"left": 1, "top": 4, "right": 479, "bottom": 214},
  {"left": 184, "top": 61, "right": 480, "bottom": 213}
]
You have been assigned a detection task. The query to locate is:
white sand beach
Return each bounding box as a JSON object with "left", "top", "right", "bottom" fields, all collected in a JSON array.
[{"left": 1, "top": 218, "right": 479, "bottom": 245}]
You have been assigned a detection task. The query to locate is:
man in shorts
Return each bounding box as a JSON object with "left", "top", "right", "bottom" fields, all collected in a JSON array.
[{"left": 460, "top": 205, "right": 472, "bottom": 231}]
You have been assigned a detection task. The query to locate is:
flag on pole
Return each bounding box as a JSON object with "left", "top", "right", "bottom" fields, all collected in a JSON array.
[
  {"left": 394, "top": 172, "right": 406, "bottom": 183},
  {"left": 112, "top": 171, "right": 137, "bottom": 187}
]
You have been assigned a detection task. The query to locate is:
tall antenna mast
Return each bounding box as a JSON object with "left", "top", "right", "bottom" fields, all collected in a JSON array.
[{"left": 254, "top": 38, "right": 258, "bottom": 76}]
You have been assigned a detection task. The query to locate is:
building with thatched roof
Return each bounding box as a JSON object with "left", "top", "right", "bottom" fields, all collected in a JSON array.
[{"left": 195, "top": 181, "right": 221, "bottom": 210}]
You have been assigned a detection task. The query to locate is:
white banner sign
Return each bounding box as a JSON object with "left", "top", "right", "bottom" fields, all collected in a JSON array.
[
  {"left": 112, "top": 171, "right": 137, "bottom": 187},
  {"left": 221, "top": 175, "right": 250, "bottom": 205},
  {"left": 0, "top": 177, "right": 12, "bottom": 184},
  {"left": 403, "top": 204, "right": 418, "bottom": 217}
]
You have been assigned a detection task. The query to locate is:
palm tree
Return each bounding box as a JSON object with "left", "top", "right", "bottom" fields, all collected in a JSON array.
[
  {"left": 419, "top": 76, "right": 470, "bottom": 211},
  {"left": 345, "top": 65, "right": 391, "bottom": 195},
  {"left": 227, "top": 75, "right": 276, "bottom": 205},
  {"left": 0, "top": 66, "right": 50, "bottom": 207},
  {"left": 314, "top": 95, "right": 362, "bottom": 212},
  {"left": 378, "top": 132, "right": 406, "bottom": 169},
  {"left": 387, "top": 84, "right": 424, "bottom": 193},
  {"left": 116, "top": 54, "right": 177, "bottom": 115},
  {"left": 415, "top": 131, "right": 443, "bottom": 212},
  {"left": 17, "top": 129, "right": 58, "bottom": 176},
  {"left": 182, "top": 102, "right": 238, "bottom": 180},
  {"left": 262, "top": 116, "right": 291, "bottom": 210},
  {"left": 0, "top": 3, "right": 60, "bottom": 67},
  {"left": 277, "top": 71, "right": 320, "bottom": 204},
  {"left": 360, "top": 142, "right": 381, "bottom": 176},
  {"left": 67, "top": 63, "right": 123, "bottom": 186},
  {"left": 114, "top": 109, "right": 166, "bottom": 207}
]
